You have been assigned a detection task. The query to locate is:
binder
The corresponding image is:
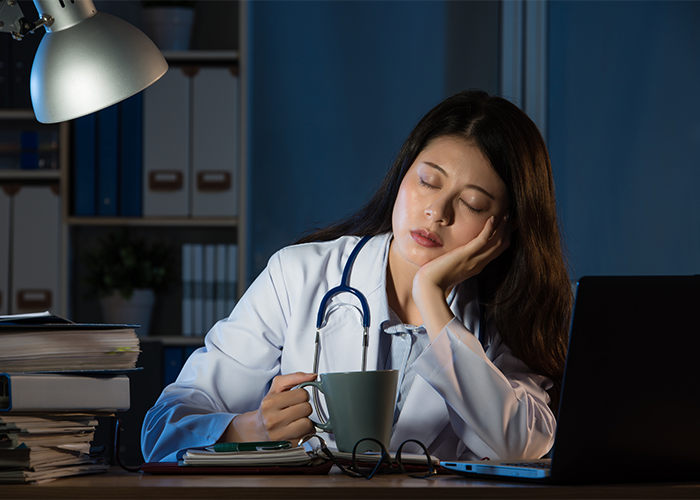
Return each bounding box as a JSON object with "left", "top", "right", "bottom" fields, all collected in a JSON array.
[
  {"left": 226, "top": 244, "right": 238, "bottom": 312},
  {"left": 97, "top": 104, "right": 119, "bottom": 216},
  {"left": 181, "top": 244, "right": 193, "bottom": 337},
  {"left": 191, "top": 67, "right": 239, "bottom": 217},
  {"left": 143, "top": 68, "right": 190, "bottom": 216},
  {"left": 204, "top": 244, "right": 215, "bottom": 329},
  {"left": 0, "top": 373, "right": 130, "bottom": 412},
  {"left": 119, "top": 94, "right": 143, "bottom": 217},
  {"left": 72, "top": 113, "right": 97, "bottom": 216},
  {"left": 192, "top": 244, "right": 204, "bottom": 335},
  {"left": 11, "top": 186, "right": 60, "bottom": 314},
  {"left": 215, "top": 244, "right": 227, "bottom": 321}
]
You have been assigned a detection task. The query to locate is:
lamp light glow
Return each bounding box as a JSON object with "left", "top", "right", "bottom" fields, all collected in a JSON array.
[{"left": 29, "top": 0, "right": 168, "bottom": 123}]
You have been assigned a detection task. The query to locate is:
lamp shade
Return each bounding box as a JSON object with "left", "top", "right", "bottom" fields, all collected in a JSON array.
[{"left": 30, "top": 11, "right": 168, "bottom": 123}]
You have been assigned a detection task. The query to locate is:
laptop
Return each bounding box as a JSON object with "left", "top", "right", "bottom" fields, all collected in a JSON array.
[{"left": 441, "top": 275, "right": 700, "bottom": 484}]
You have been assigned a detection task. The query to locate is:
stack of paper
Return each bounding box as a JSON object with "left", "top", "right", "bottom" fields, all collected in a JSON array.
[
  {"left": 0, "top": 312, "right": 138, "bottom": 483},
  {"left": 0, "top": 311, "right": 140, "bottom": 371},
  {"left": 0, "top": 414, "right": 109, "bottom": 484}
]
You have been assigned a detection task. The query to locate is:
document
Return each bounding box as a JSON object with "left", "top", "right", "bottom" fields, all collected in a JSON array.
[{"left": 0, "top": 312, "right": 139, "bottom": 372}]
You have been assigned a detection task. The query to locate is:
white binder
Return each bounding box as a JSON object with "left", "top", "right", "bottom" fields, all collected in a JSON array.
[
  {"left": 143, "top": 68, "right": 190, "bottom": 217},
  {"left": 191, "top": 67, "right": 239, "bottom": 217},
  {"left": 181, "top": 244, "right": 193, "bottom": 337},
  {"left": 11, "top": 185, "right": 60, "bottom": 314}
]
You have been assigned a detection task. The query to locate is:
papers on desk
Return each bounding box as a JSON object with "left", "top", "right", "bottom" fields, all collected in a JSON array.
[
  {"left": 179, "top": 446, "right": 320, "bottom": 467},
  {"left": 0, "top": 413, "right": 110, "bottom": 484},
  {"left": 0, "top": 313, "right": 139, "bottom": 483},
  {"left": 0, "top": 463, "right": 110, "bottom": 484},
  {"left": 177, "top": 444, "right": 439, "bottom": 469}
]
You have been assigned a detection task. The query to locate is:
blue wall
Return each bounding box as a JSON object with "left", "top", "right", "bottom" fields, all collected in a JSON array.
[
  {"left": 549, "top": 0, "right": 700, "bottom": 279},
  {"left": 247, "top": 1, "right": 449, "bottom": 278}
]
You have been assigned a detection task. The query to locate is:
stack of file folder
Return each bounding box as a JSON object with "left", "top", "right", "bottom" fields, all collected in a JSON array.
[{"left": 0, "top": 311, "right": 139, "bottom": 483}]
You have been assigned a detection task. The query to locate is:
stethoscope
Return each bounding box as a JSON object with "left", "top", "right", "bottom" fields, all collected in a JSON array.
[
  {"left": 311, "top": 234, "right": 487, "bottom": 377},
  {"left": 312, "top": 235, "right": 373, "bottom": 376},
  {"left": 311, "top": 235, "right": 487, "bottom": 424}
]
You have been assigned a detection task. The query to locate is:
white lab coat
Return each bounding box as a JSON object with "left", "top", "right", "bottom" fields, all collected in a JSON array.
[{"left": 141, "top": 234, "right": 556, "bottom": 463}]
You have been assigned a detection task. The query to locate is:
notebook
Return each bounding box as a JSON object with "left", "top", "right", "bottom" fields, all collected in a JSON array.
[{"left": 441, "top": 275, "right": 700, "bottom": 484}]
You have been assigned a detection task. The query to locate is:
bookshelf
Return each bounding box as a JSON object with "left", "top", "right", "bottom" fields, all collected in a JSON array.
[
  {"left": 68, "top": 47, "right": 245, "bottom": 337},
  {"left": 1, "top": 0, "right": 248, "bottom": 334}
]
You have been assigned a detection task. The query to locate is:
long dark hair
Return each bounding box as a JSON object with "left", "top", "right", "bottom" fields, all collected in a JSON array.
[{"left": 296, "top": 90, "right": 572, "bottom": 410}]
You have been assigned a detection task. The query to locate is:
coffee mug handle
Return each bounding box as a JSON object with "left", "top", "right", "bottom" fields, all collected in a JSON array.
[{"left": 298, "top": 381, "right": 332, "bottom": 431}]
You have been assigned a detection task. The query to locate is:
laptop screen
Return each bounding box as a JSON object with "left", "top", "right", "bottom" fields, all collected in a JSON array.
[{"left": 549, "top": 275, "right": 700, "bottom": 483}]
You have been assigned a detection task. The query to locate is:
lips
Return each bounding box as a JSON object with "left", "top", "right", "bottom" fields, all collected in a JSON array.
[{"left": 410, "top": 229, "right": 443, "bottom": 248}]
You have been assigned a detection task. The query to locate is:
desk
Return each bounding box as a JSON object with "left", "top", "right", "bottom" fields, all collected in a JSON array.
[{"left": 3, "top": 467, "right": 699, "bottom": 500}]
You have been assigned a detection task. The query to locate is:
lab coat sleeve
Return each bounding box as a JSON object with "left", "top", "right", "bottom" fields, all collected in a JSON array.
[
  {"left": 412, "top": 317, "right": 556, "bottom": 460},
  {"left": 141, "top": 251, "right": 294, "bottom": 463}
]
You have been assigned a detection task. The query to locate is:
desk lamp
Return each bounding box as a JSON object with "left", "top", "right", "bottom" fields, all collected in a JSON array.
[{"left": 0, "top": 0, "right": 168, "bottom": 123}]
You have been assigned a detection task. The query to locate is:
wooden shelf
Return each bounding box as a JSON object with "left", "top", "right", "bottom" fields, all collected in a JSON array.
[
  {"left": 66, "top": 216, "right": 238, "bottom": 227},
  {"left": 161, "top": 50, "right": 239, "bottom": 65},
  {"left": 0, "top": 169, "right": 61, "bottom": 181},
  {"left": 0, "top": 109, "right": 37, "bottom": 121}
]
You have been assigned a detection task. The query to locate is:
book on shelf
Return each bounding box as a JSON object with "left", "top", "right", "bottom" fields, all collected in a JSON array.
[
  {"left": 181, "top": 244, "right": 237, "bottom": 337},
  {"left": 0, "top": 311, "right": 140, "bottom": 372}
]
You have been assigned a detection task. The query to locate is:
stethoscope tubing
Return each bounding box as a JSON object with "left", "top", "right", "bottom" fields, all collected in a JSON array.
[{"left": 313, "top": 235, "right": 372, "bottom": 375}]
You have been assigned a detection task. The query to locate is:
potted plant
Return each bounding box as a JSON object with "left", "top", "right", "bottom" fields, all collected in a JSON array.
[
  {"left": 84, "top": 229, "right": 172, "bottom": 336},
  {"left": 142, "top": 1, "right": 197, "bottom": 51}
]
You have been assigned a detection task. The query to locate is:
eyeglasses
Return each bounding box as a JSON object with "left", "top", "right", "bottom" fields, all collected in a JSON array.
[{"left": 299, "top": 434, "right": 437, "bottom": 480}]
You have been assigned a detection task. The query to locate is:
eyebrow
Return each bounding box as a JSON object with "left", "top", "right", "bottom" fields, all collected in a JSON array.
[{"left": 424, "top": 162, "right": 496, "bottom": 200}]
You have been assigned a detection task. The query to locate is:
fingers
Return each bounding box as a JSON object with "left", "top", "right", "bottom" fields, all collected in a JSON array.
[
  {"left": 268, "top": 372, "right": 317, "bottom": 394},
  {"left": 258, "top": 372, "right": 316, "bottom": 442}
]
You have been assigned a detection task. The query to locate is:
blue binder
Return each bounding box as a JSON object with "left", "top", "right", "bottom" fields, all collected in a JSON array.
[
  {"left": 119, "top": 94, "right": 143, "bottom": 217},
  {"left": 73, "top": 114, "right": 97, "bottom": 216},
  {"left": 97, "top": 104, "right": 119, "bottom": 216}
]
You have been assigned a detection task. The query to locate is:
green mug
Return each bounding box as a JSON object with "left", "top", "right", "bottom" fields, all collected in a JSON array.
[{"left": 299, "top": 370, "right": 399, "bottom": 453}]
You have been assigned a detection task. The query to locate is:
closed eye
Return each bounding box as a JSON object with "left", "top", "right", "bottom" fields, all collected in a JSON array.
[
  {"left": 460, "top": 199, "right": 483, "bottom": 214},
  {"left": 419, "top": 179, "right": 438, "bottom": 189}
]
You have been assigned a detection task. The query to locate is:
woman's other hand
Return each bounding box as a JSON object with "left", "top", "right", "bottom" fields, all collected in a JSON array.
[{"left": 413, "top": 214, "right": 511, "bottom": 339}]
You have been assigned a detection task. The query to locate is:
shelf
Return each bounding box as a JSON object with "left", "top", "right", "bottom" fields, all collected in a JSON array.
[
  {"left": 66, "top": 216, "right": 238, "bottom": 227},
  {"left": 0, "top": 169, "right": 61, "bottom": 181},
  {"left": 0, "top": 109, "right": 38, "bottom": 121},
  {"left": 162, "top": 50, "right": 239, "bottom": 65},
  {"left": 140, "top": 336, "right": 206, "bottom": 346}
]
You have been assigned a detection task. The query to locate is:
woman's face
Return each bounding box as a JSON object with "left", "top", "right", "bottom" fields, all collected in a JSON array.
[{"left": 391, "top": 135, "right": 510, "bottom": 272}]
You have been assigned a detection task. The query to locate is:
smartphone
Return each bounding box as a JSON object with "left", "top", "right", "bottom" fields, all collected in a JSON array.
[{"left": 212, "top": 441, "right": 292, "bottom": 452}]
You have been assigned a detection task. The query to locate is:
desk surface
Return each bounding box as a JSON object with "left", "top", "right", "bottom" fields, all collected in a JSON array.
[{"left": 3, "top": 467, "right": 700, "bottom": 500}]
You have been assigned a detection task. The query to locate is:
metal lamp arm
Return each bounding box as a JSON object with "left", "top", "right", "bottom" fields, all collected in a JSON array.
[{"left": 0, "top": 1, "right": 53, "bottom": 40}]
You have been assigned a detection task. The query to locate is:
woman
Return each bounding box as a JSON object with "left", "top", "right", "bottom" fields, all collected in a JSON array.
[{"left": 141, "top": 90, "right": 572, "bottom": 463}]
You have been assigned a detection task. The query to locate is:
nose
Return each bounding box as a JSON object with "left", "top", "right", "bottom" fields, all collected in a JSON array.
[{"left": 425, "top": 198, "right": 452, "bottom": 225}]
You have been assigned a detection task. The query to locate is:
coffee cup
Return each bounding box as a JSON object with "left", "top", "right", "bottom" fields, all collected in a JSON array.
[{"left": 299, "top": 370, "right": 398, "bottom": 453}]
